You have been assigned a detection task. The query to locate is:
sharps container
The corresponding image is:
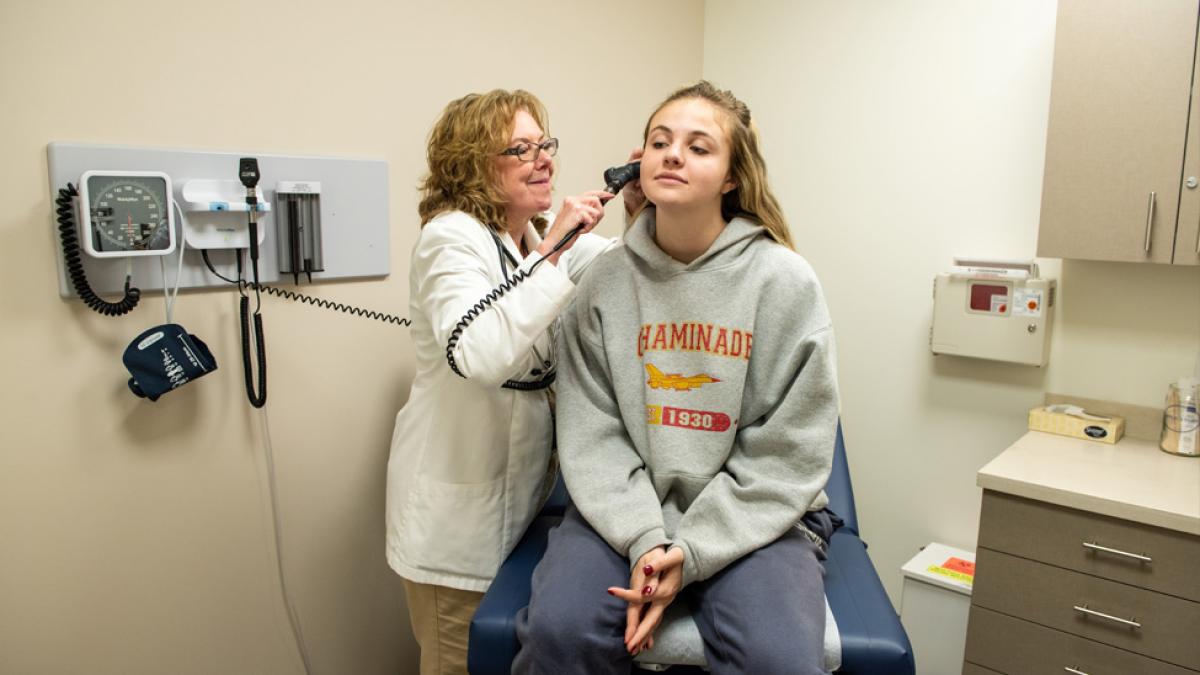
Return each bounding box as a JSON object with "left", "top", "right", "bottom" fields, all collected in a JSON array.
[{"left": 899, "top": 543, "right": 975, "bottom": 675}]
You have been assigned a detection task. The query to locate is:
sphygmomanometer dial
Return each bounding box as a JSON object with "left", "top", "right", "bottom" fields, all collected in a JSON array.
[{"left": 80, "top": 171, "right": 175, "bottom": 258}]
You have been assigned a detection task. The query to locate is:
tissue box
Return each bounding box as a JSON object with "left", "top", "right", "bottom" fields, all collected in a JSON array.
[{"left": 1028, "top": 406, "right": 1125, "bottom": 444}]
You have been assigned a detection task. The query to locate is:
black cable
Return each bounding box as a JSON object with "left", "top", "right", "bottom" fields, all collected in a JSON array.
[
  {"left": 444, "top": 166, "right": 628, "bottom": 388},
  {"left": 200, "top": 248, "right": 412, "bottom": 327},
  {"left": 249, "top": 238, "right": 263, "bottom": 315},
  {"left": 201, "top": 249, "right": 239, "bottom": 284},
  {"left": 240, "top": 293, "right": 267, "bottom": 408},
  {"left": 55, "top": 183, "right": 141, "bottom": 316},
  {"left": 238, "top": 242, "right": 267, "bottom": 409},
  {"left": 236, "top": 250, "right": 246, "bottom": 294},
  {"left": 444, "top": 227, "right": 584, "bottom": 390},
  {"left": 247, "top": 284, "right": 413, "bottom": 326}
]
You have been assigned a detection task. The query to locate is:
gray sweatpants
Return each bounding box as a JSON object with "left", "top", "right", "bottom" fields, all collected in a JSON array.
[{"left": 513, "top": 504, "right": 827, "bottom": 675}]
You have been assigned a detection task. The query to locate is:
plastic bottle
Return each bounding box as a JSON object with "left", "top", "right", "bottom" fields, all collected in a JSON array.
[{"left": 1161, "top": 377, "right": 1200, "bottom": 457}]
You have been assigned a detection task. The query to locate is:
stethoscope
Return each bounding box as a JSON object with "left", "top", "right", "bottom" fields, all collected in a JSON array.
[{"left": 490, "top": 230, "right": 558, "bottom": 392}]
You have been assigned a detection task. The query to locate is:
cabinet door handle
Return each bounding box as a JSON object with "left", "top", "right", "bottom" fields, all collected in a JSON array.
[
  {"left": 1144, "top": 191, "right": 1156, "bottom": 253},
  {"left": 1073, "top": 604, "right": 1141, "bottom": 629},
  {"left": 1082, "top": 541, "right": 1152, "bottom": 562},
  {"left": 1064, "top": 668, "right": 1090, "bottom": 675}
]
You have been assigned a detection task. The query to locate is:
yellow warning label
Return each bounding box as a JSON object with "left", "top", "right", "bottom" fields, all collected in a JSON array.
[{"left": 926, "top": 564, "right": 974, "bottom": 585}]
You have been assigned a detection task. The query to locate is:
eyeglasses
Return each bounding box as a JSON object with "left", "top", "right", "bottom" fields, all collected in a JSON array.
[{"left": 498, "top": 137, "right": 559, "bottom": 162}]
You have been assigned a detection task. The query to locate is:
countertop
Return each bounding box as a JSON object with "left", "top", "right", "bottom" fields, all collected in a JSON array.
[{"left": 977, "top": 431, "right": 1200, "bottom": 535}]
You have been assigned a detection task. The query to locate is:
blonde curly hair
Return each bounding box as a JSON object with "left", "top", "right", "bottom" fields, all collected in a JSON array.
[
  {"left": 419, "top": 89, "right": 550, "bottom": 234},
  {"left": 643, "top": 81, "right": 793, "bottom": 250}
]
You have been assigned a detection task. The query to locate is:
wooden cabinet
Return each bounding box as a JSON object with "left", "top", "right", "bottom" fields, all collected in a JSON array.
[
  {"left": 967, "top": 604, "right": 1195, "bottom": 675},
  {"left": 965, "top": 432, "right": 1200, "bottom": 674},
  {"left": 966, "top": 493, "right": 1200, "bottom": 673},
  {"left": 1038, "top": 0, "right": 1200, "bottom": 265}
]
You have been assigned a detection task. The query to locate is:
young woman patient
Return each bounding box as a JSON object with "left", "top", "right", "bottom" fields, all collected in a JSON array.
[{"left": 513, "top": 81, "right": 840, "bottom": 675}]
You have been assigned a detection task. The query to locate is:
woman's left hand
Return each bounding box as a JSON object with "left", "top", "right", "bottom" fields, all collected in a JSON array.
[{"left": 607, "top": 546, "right": 685, "bottom": 655}]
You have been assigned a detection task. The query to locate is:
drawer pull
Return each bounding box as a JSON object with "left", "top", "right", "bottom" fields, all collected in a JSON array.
[
  {"left": 1081, "top": 541, "right": 1152, "bottom": 563},
  {"left": 1144, "top": 191, "right": 1155, "bottom": 253},
  {"left": 1072, "top": 604, "right": 1141, "bottom": 629},
  {"left": 1064, "top": 668, "right": 1090, "bottom": 675}
]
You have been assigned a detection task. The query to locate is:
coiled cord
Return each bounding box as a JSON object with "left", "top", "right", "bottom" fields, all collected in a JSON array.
[
  {"left": 443, "top": 165, "right": 636, "bottom": 387},
  {"left": 200, "top": 250, "right": 412, "bottom": 327},
  {"left": 444, "top": 263, "right": 542, "bottom": 380},
  {"left": 249, "top": 283, "right": 413, "bottom": 326},
  {"left": 55, "top": 183, "right": 141, "bottom": 316},
  {"left": 240, "top": 293, "right": 268, "bottom": 408},
  {"left": 446, "top": 271, "right": 558, "bottom": 391},
  {"left": 444, "top": 227, "right": 584, "bottom": 390}
]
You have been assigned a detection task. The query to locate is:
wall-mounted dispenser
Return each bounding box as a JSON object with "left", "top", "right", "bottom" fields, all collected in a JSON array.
[
  {"left": 275, "top": 181, "right": 323, "bottom": 284},
  {"left": 181, "top": 179, "right": 270, "bottom": 250}
]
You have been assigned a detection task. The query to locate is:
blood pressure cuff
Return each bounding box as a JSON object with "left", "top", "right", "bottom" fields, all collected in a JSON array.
[{"left": 122, "top": 324, "right": 218, "bottom": 401}]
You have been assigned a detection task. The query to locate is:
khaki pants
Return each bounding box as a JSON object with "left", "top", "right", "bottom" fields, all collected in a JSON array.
[{"left": 403, "top": 579, "right": 486, "bottom": 675}]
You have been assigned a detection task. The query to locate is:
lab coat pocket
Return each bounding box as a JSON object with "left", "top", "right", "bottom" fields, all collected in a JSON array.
[{"left": 403, "top": 477, "right": 505, "bottom": 577}]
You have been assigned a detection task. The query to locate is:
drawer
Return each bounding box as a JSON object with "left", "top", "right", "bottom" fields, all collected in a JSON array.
[
  {"left": 972, "top": 548, "right": 1200, "bottom": 669},
  {"left": 965, "top": 605, "right": 1197, "bottom": 675},
  {"left": 962, "top": 663, "right": 1003, "bottom": 674},
  {"left": 980, "top": 490, "right": 1200, "bottom": 602}
]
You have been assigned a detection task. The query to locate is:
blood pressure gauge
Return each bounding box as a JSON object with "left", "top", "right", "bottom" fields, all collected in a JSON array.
[{"left": 78, "top": 170, "right": 176, "bottom": 258}]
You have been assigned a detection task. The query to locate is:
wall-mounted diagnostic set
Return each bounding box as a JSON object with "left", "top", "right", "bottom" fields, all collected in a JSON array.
[
  {"left": 48, "top": 142, "right": 643, "bottom": 403},
  {"left": 48, "top": 142, "right": 396, "bottom": 405}
]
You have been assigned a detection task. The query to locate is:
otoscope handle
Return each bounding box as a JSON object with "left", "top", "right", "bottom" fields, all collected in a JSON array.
[{"left": 551, "top": 160, "right": 642, "bottom": 256}]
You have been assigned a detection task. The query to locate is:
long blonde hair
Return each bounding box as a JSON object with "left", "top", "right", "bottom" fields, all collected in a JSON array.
[
  {"left": 643, "top": 81, "right": 793, "bottom": 249},
  {"left": 419, "top": 89, "right": 549, "bottom": 234}
]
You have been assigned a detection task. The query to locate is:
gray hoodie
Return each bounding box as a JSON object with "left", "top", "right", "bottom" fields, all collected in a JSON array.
[{"left": 557, "top": 209, "right": 840, "bottom": 587}]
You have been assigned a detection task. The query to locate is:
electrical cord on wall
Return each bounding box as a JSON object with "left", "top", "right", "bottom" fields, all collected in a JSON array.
[
  {"left": 199, "top": 250, "right": 412, "bottom": 326},
  {"left": 258, "top": 403, "right": 314, "bottom": 675},
  {"left": 443, "top": 161, "right": 640, "bottom": 388},
  {"left": 55, "top": 183, "right": 141, "bottom": 316},
  {"left": 249, "top": 284, "right": 414, "bottom": 326},
  {"left": 443, "top": 223, "right": 577, "bottom": 385},
  {"left": 166, "top": 200, "right": 309, "bottom": 673},
  {"left": 238, "top": 158, "right": 268, "bottom": 409},
  {"left": 158, "top": 200, "right": 189, "bottom": 324}
]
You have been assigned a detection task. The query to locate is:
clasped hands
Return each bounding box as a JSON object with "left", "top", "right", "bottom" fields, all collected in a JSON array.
[{"left": 607, "top": 545, "right": 685, "bottom": 656}]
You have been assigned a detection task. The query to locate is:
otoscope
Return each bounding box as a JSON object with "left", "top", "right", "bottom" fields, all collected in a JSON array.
[
  {"left": 239, "top": 157, "right": 267, "bottom": 408},
  {"left": 603, "top": 160, "right": 641, "bottom": 199},
  {"left": 550, "top": 160, "right": 641, "bottom": 253}
]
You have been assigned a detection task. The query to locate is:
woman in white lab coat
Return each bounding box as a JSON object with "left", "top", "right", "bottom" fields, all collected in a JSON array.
[{"left": 385, "top": 89, "right": 628, "bottom": 675}]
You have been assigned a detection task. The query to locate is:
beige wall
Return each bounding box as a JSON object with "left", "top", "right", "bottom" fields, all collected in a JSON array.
[
  {"left": 0, "top": 2, "right": 702, "bottom": 673},
  {"left": 705, "top": 0, "right": 1200, "bottom": 605},
  {"left": 6, "top": 0, "right": 1196, "bottom": 669}
]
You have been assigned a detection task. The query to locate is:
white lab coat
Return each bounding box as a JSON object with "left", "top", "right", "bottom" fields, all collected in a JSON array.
[{"left": 386, "top": 210, "right": 615, "bottom": 592}]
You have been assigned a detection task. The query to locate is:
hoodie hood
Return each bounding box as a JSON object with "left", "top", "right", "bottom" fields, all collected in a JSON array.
[{"left": 624, "top": 208, "right": 766, "bottom": 276}]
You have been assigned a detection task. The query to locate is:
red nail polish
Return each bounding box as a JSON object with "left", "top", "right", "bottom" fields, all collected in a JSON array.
[
  {"left": 642, "top": 585, "right": 653, "bottom": 596},
  {"left": 643, "top": 565, "right": 654, "bottom": 575},
  {"left": 607, "top": 589, "right": 616, "bottom": 596}
]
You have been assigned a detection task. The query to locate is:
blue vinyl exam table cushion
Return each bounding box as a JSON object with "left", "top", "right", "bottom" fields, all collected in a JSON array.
[{"left": 467, "top": 423, "right": 915, "bottom": 674}]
